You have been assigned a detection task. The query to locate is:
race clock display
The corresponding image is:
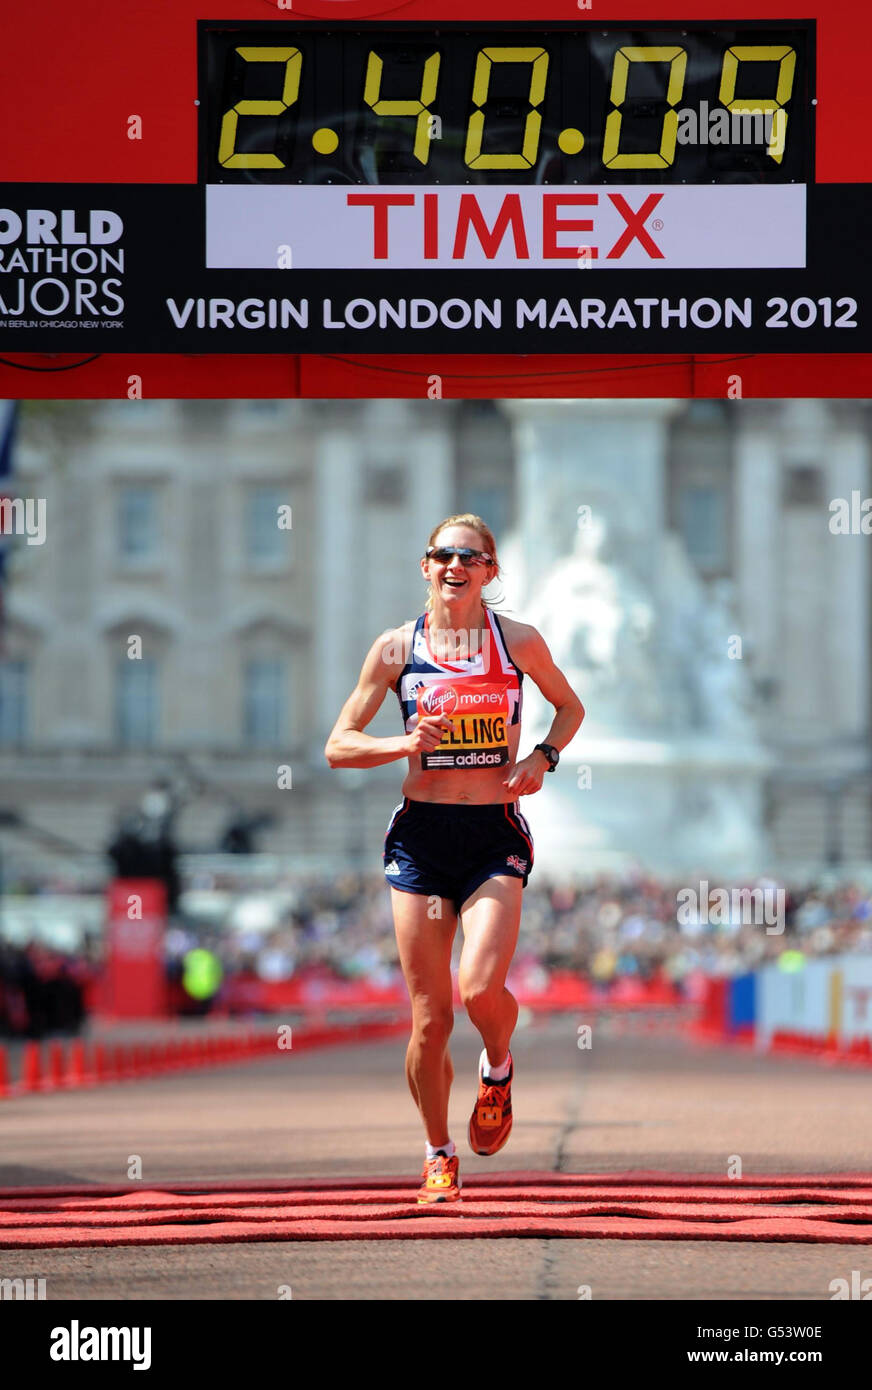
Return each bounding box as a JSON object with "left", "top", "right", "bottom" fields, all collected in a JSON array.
[
  {"left": 200, "top": 22, "right": 811, "bottom": 186},
  {"left": 5, "top": 5, "right": 872, "bottom": 356}
]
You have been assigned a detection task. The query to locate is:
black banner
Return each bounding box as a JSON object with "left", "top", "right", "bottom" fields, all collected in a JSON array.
[
  {"left": 4, "top": 1297, "right": 869, "bottom": 1370},
  {"left": 0, "top": 183, "right": 869, "bottom": 354}
]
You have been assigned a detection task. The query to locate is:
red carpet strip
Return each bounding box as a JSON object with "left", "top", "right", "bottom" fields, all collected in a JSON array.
[{"left": 2, "top": 1174, "right": 872, "bottom": 1246}]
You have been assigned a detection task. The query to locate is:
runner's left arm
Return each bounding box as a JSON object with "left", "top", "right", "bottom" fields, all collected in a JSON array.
[{"left": 515, "top": 626, "right": 585, "bottom": 759}]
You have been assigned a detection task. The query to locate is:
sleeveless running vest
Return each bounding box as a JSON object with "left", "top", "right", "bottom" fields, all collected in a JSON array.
[{"left": 395, "top": 608, "right": 523, "bottom": 763}]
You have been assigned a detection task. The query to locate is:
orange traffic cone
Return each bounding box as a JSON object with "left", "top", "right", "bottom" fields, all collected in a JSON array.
[
  {"left": 48, "top": 1041, "right": 65, "bottom": 1089},
  {"left": 95, "top": 1041, "right": 114, "bottom": 1082},
  {"left": 68, "top": 1040, "right": 88, "bottom": 1088},
  {"left": 21, "top": 1041, "right": 43, "bottom": 1092}
]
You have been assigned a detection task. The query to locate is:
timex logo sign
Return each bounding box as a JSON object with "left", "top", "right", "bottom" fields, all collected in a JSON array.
[
  {"left": 346, "top": 190, "right": 665, "bottom": 261},
  {"left": 207, "top": 183, "right": 806, "bottom": 271}
]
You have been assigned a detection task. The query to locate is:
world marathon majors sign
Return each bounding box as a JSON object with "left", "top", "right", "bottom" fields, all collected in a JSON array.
[{"left": 0, "top": 183, "right": 869, "bottom": 354}]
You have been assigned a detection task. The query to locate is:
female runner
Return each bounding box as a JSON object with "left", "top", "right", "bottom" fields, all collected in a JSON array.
[{"left": 325, "top": 513, "right": 584, "bottom": 1202}]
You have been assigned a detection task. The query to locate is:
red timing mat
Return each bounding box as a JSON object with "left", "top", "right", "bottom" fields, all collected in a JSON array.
[{"left": 2, "top": 1174, "right": 872, "bottom": 1247}]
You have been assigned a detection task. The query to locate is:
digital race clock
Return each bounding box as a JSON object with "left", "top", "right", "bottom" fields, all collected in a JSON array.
[
  {"left": 200, "top": 23, "right": 811, "bottom": 186},
  {"left": 2, "top": 3, "right": 871, "bottom": 359},
  {"left": 201, "top": 22, "right": 812, "bottom": 273}
]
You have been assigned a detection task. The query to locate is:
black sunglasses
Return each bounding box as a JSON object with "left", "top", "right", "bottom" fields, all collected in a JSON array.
[{"left": 426, "top": 546, "right": 493, "bottom": 567}]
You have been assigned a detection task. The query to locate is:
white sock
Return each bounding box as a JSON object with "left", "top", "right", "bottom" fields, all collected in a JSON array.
[
  {"left": 426, "top": 1139, "right": 456, "bottom": 1160},
  {"left": 479, "top": 1048, "right": 511, "bottom": 1082}
]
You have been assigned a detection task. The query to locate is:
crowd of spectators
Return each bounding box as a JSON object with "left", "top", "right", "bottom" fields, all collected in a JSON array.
[
  {"left": 164, "top": 872, "right": 872, "bottom": 991},
  {"left": 2, "top": 874, "right": 871, "bottom": 1030},
  {"left": 0, "top": 942, "right": 92, "bottom": 1039}
]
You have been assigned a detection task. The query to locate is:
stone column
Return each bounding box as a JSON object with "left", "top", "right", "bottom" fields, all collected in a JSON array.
[
  {"left": 733, "top": 403, "right": 782, "bottom": 736},
  {"left": 313, "top": 426, "right": 361, "bottom": 750},
  {"left": 407, "top": 411, "right": 454, "bottom": 617},
  {"left": 825, "top": 404, "right": 870, "bottom": 749}
]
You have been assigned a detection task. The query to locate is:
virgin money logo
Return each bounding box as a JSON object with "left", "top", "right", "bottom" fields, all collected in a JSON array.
[{"left": 422, "top": 686, "right": 457, "bottom": 715}]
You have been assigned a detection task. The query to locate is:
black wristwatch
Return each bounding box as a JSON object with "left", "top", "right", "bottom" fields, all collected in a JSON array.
[{"left": 533, "top": 742, "right": 560, "bottom": 772}]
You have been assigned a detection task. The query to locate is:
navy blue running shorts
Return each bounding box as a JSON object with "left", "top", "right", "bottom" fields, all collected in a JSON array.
[{"left": 383, "top": 797, "right": 535, "bottom": 914}]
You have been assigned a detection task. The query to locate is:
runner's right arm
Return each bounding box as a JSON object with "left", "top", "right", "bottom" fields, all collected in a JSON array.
[{"left": 324, "top": 629, "right": 451, "bottom": 769}]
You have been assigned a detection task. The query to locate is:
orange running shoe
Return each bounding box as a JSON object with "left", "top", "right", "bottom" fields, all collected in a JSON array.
[
  {"left": 468, "top": 1053, "right": 513, "bottom": 1156},
  {"left": 417, "top": 1151, "right": 462, "bottom": 1204}
]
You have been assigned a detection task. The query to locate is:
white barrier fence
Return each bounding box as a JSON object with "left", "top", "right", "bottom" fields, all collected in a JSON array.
[{"left": 757, "top": 953, "right": 872, "bottom": 1046}]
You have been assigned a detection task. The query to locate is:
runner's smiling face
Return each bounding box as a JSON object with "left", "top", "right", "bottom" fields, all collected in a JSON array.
[{"left": 422, "top": 526, "right": 497, "bottom": 612}]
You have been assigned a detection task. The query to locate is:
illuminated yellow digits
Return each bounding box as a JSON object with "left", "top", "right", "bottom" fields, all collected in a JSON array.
[
  {"left": 218, "top": 47, "right": 302, "bottom": 168},
  {"left": 364, "top": 50, "right": 441, "bottom": 166},
  {"left": 465, "top": 47, "right": 549, "bottom": 169},
  {"left": 602, "top": 47, "right": 687, "bottom": 169},
  {"left": 720, "top": 46, "right": 796, "bottom": 164}
]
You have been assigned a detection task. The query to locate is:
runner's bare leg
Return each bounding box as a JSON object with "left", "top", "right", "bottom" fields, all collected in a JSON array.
[
  {"left": 457, "top": 876, "right": 523, "bottom": 1068},
  {"left": 390, "top": 888, "right": 459, "bottom": 1147}
]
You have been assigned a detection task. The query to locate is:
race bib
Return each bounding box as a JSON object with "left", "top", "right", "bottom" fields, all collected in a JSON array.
[{"left": 416, "top": 680, "right": 510, "bottom": 770}]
